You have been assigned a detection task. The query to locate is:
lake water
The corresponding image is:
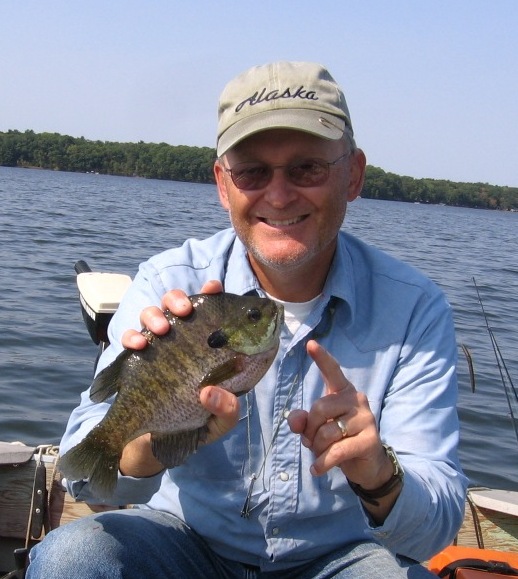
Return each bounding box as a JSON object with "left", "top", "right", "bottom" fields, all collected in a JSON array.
[{"left": 0, "top": 166, "right": 517, "bottom": 490}]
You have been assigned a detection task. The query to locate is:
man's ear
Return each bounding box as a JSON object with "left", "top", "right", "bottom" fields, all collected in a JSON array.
[
  {"left": 346, "top": 149, "right": 367, "bottom": 202},
  {"left": 214, "top": 161, "right": 230, "bottom": 210}
]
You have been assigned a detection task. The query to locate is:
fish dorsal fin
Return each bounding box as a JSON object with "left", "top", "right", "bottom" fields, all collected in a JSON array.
[
  {"left": 89, "top": 350, "right": 131, "bottom": 403},
  {"left": 199, "top": 356, "right": 242, "bottom": 387},
  {"left": 151, "top": 427, "right": 208, "bottom": 468}
]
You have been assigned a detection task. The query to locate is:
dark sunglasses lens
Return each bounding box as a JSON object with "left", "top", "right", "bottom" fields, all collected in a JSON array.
[
  {"left": 289, "top": 160, "right": 329, "bottom": 187},
  {"left": 231, "top": 164, "right": 271, "bottom": 190},
  {"left": 229, "top": 159, "right": 331, "bottom": 190}
]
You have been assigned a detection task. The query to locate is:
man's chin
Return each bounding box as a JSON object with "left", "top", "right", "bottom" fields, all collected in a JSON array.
[{"left": 249, "top": 246, "right": 313, "bottom": 272}]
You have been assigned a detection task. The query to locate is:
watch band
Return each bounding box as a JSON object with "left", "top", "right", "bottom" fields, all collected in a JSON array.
[{"left": 347, "top": 444, "right": 404, "bottom": 506}]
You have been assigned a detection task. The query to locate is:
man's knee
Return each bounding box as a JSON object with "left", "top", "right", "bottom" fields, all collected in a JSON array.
[{"left": 27, "top": 511, "right": 143, "bottom": 577}]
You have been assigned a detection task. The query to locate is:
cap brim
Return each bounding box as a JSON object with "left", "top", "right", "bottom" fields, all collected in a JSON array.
[{"left": 217, "top": 109, "right": 347, "bottom": 157}]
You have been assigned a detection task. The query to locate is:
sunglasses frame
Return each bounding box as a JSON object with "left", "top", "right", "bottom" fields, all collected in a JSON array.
[{"left": 222, "top": 152, "right": 350, "bottom": 191}]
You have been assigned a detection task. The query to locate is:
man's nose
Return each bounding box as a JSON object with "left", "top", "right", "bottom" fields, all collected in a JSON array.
[{"left": 263, "top": 168, "right": 298, "bottom": 207}]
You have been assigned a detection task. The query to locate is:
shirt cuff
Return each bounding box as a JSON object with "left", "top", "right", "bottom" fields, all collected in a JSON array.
[
  {"left": 66, "top": 469, "right": 164, "bottom": 506},
  {"left": 364, "top": 470, "right": 431, "bottom": 546}
]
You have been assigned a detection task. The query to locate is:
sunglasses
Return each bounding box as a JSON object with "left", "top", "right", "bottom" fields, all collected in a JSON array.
[{"left": 222, "top": 152, "right": 350, "bottom": 191}]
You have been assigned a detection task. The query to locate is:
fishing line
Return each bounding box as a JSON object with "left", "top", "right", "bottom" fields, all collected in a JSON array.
[
  {"left": 241, "top": 373, "right": 299, "bottom": 519},
  {"left": 473, "top": 277, "right": 518, "bottom": 446}
]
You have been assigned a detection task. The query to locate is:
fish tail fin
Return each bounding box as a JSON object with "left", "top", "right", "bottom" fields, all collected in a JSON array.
[{"left": 58, "top": 431, "right": 120, "bottom": 499}]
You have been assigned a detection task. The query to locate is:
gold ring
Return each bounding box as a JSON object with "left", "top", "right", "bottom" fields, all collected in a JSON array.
[{"left": 335, "top": 418, "right": 348, "bottom": 438}]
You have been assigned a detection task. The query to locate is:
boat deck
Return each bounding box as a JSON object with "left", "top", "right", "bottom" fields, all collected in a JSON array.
[{"left": 455, "top": 487, "right": 518, "bottom": 552}]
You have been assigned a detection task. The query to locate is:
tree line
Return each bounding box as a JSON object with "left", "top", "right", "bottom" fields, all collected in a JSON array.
[
  {"left": 0, "top": 130, "right": 214, "bottom": 183},
  {"left": 1, "top": 129, "right": 516, "bottom": 210}
]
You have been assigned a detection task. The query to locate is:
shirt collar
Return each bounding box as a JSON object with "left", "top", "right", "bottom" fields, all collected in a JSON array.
[
  {"left": 322, "top": 232, "right": 356, "bottom": 311},
  {"left": 223, "top": 235, "right": 262, "bottom": 295}
]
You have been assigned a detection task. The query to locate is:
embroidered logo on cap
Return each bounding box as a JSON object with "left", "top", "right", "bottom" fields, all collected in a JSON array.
[{"left": 235, "top": 85, "right": 319, "bottom": 113}]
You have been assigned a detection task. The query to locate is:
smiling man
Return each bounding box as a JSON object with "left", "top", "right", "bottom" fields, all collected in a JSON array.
[{"left": 28, "top": 62, "right": 467, "bottom": 578}]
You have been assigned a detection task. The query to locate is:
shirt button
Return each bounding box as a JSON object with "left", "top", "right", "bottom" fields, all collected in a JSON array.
[
  {"left": 279, "top": 471, "right": 290, "bottom": 481},
  {"left": 272, "top": 527, "right": 280, "bottom": 536},
  {"left": 283, "top": 409, "right": 291, "bottom": 419}
]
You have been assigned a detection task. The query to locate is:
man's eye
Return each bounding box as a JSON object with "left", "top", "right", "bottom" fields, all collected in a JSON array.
[
  {"left": 291, "top": 160, "right": 323, "bottom": 177},
  {"left": 296, "top": 161, "right": 317, "bottom": 171},
  {"left": 244, "top": 166, "right": 267, "bottom": 176},
  {"left": 295, "top": 159, "right": 322, "bottom": 173}
]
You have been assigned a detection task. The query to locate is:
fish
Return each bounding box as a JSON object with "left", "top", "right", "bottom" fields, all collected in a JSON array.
[{"left": 58, "top": 292, "right": 283, "bottom": 498}]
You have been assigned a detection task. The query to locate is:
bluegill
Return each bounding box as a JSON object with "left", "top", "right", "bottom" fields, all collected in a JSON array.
[{"left": 59, "top": 292, "right": 283, "bottom": 498}]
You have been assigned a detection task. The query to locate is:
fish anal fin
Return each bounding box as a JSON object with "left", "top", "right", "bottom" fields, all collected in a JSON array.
[
  {"left": 151, "top": 427, "right": 208, "bottom": 468},
  {"left": 199, "top": 356, "right": 243, "bottom": 387}
]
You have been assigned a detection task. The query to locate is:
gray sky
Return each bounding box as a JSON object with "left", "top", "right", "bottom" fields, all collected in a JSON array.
[{"left": 1, "top": 0, "right": 516, "bottom": 186}]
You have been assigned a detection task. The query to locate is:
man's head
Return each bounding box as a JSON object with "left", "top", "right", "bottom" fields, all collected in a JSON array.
[
  {"left": 217, "top": 61, "right": 353, "bottom": 158},
  {"left": 214, "top": 62, "right": 365, "bottom": 301}
]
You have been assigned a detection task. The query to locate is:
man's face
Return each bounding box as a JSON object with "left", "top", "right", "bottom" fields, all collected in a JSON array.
[{"left": 215, "top": 129, "right": 365, "bottom": 280}]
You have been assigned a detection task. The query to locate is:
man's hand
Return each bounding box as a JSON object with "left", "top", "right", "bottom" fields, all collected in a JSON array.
[
  {"left": 119, "top": 280, "right": 240, "bottom": 478},
  {"left": 122, "top": 280, "right": 224, "bottom": 349},
  {"left": 287, "top": 340, "right": 401, "bottom": 522}
]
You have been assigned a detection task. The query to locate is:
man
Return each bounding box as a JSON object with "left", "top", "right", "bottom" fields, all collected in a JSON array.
[{"left": 27, "top": 61, "right": 467, "bottom": 578}]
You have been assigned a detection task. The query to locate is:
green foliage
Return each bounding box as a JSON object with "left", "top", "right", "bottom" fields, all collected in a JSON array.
[
  {"left": 1, "top": 130, "right": 516, "bottom": 210},
  {"left": 0, "top": 130, "right": 216, "bottom": 184},
  {"left": 363, "top": 165, "right": 518, "bottom": 210}
]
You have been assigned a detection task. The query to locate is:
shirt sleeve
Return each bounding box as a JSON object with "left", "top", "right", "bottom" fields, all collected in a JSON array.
[{"left": 366, "top": 287, "right": 468, "bottom": 560}]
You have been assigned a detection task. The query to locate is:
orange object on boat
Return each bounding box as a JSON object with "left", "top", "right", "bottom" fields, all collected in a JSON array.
[{"left": 428, "top": 545, "right": 518, "bottom": 577}]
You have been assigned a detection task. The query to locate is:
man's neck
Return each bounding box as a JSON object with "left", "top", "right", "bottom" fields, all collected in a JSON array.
[{"left": 249, "top": 252, "right": 334, "bottom": 303}]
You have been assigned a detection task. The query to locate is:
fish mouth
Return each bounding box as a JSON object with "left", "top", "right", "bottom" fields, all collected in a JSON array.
[
  {"left": 268, "top": 304, "right": 284, "bottom": 345},
  {"left": 260, "top": 215, "right": 308, "bottom": 227},
  {"left": 275, "top": 303, "right": 285, "bottom": 328}
]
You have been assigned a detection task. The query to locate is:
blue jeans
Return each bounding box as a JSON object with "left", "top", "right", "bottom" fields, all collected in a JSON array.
[{"left": 27, "top": 509, "right": 435, "bottom": 578}]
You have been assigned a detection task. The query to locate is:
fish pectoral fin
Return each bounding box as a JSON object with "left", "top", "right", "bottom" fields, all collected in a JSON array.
[
  {"left": 199, "top": 356, "right": 243, "bottom": 387},
  {"left": 151, "top": 427, "right": 208, "bottom": 468},
  {"left": 90, "top": 350, "right": 131, "bottom": 402}
]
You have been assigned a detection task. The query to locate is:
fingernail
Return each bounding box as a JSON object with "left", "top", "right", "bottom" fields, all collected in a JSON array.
[{"left": 207, "top": 389, "right": 221, "bottom": 410}]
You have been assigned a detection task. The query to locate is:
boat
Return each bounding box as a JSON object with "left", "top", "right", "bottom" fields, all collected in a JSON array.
[
  {"left": 1, "top": 263, "right": 517, "bottom": 577},
  {"left": 1, "top": 442, "right": 517, "bottom": 577}
]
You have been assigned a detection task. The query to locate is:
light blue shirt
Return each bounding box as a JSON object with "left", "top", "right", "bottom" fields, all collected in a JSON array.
[{"left": 62, "top": 229, "right": 468, "bottom": 569}]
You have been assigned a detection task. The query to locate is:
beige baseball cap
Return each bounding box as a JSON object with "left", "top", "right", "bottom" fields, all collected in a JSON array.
[{"left": 217, "top": 61, "right": 352, "bottom": 157}]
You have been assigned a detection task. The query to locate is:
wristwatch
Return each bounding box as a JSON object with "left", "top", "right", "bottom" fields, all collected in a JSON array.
[{"left": 347, "top": 444, "right": 404, "bottom": 506}]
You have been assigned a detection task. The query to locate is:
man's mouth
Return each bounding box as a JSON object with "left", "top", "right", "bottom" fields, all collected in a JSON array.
[{"left": 261, "top": 216, "right": 307, "bottom": 226}]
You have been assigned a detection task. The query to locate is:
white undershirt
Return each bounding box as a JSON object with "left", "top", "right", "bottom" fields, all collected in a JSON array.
[{"left": 266, "top": 293, "right": 321, "bottom": 335}]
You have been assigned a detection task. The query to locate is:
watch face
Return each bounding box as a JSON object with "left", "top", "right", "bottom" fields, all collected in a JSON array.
[{"left": 383, "top": 444, "right": 404, "bottom": 477}]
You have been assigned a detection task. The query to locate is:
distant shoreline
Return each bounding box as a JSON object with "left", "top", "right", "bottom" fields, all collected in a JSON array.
[{"left": 1, "top": 129, "right": 517, "bottom": 210}]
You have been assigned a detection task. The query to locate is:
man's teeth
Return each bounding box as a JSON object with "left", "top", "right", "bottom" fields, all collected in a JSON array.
[{"left": 264, "top": 216, "right": 304, "bottom": 226}]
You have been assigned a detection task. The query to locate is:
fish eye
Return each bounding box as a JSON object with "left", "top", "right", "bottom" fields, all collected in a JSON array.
[
  {"left": 247, "top": 308, "right": 262, "bottom": 323},
  {"left": 207, "top": 329, "right": 229, "bottom": 349}
]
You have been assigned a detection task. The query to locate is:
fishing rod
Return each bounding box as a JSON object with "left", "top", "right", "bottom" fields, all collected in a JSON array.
[{"left": 473, "top": 277, "right": 518, "bottom": 446}]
